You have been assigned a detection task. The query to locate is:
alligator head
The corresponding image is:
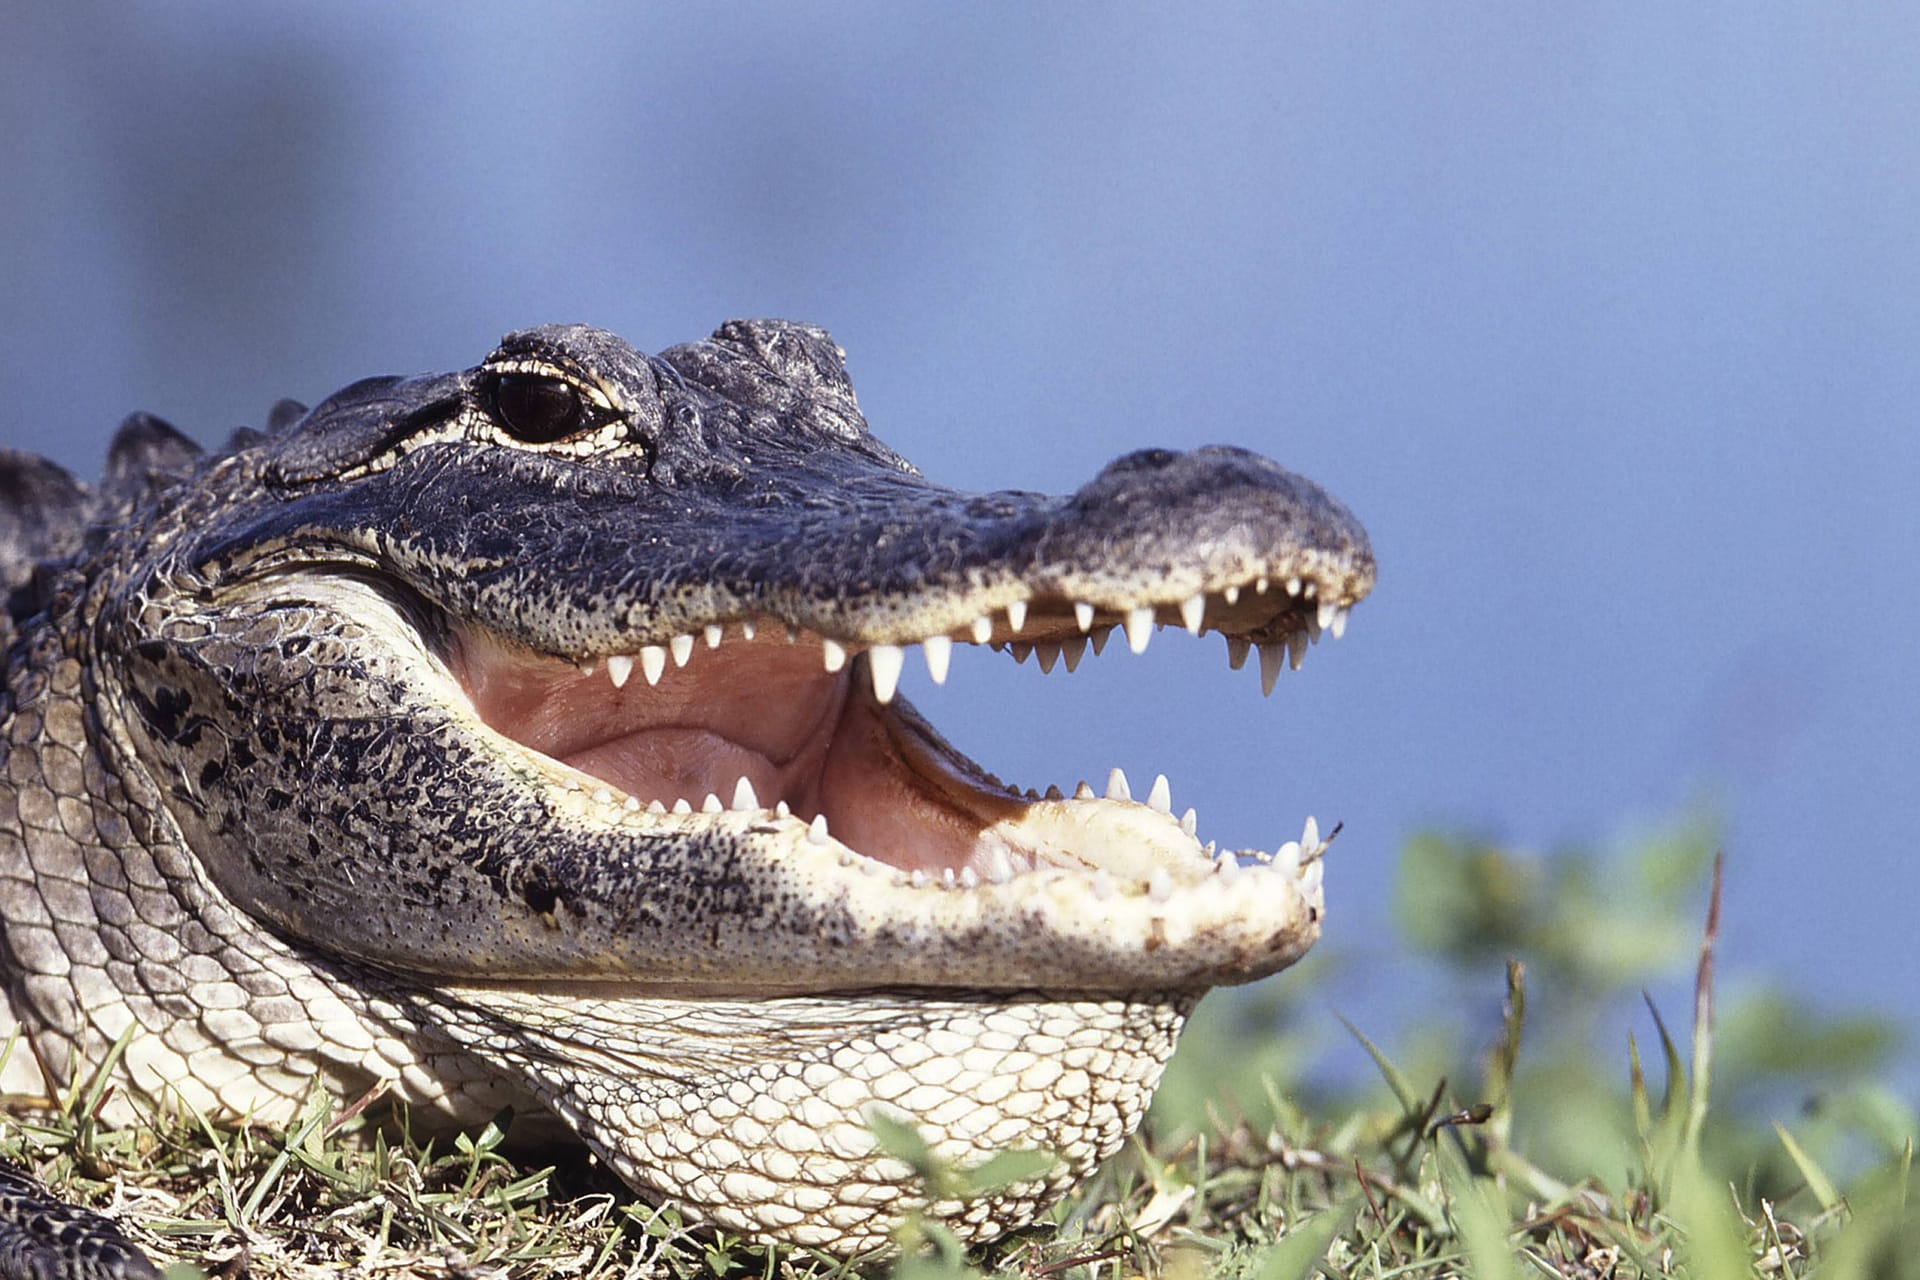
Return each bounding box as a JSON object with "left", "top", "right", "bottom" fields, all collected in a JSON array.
[{"left": 51, "top": 321, "right": 1374, "bottom": 1252}]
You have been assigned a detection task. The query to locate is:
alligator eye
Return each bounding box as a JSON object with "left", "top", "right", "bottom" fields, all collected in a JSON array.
[{"left": 492, "top": 373, "right": 587, "bottom": 443}]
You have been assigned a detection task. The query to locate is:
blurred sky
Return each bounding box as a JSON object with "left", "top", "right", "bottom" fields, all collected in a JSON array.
[{"left": 3, "top": 6, "right": 1915, "bottom": 1086}]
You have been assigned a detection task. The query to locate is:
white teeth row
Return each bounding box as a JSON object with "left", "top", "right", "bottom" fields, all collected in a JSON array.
[
  {"left": 590, "top": 620, "right": 761, "bottom": 689},
  {"left": 585, "top": 578, "right": 1351, "bottom": 701},
  {"left": 1070, "top": 769, "right": 1334, "bottom": 883},
  {"left": 571, "top": 766, "right": 1329, "bottom": 900},
  {"left": 1215, "top": 813, "right": 1334, "bottom": 887}
]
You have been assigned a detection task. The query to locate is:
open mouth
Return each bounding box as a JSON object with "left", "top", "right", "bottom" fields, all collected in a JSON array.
[{"left": 451, "top": 575, "right": 1352, "bottom": 893}]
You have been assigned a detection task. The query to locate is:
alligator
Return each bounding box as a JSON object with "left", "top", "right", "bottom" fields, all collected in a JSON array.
[{"left": 0, "top": 320, "right": 1374, "bottom": 1276}]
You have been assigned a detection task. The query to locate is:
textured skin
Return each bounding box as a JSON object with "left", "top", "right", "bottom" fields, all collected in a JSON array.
[
  {"left": 0, "top": 1164, "right": 158, "bottom": 1280},
  {"left": 0, "top": 321, "right": 1374, "bottom": 1270}
]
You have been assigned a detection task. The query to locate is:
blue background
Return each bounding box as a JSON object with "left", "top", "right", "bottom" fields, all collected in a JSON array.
[{"left": 4, "top": 7, "right": 1914, "bottom": 1086}]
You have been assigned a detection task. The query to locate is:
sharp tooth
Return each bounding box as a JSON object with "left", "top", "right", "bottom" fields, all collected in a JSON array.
[
  {"left": 1074, "top": 780, "right": 1095, "bottom": 800},
  {"left": 909, "top": 870, "right": 926, "bottom": 889},
  {"left": 1090, "top": 626, "right": 1112, "bottom": 656},
  {"left": 822, "top": 638, "right": 849, "bottom": 673},
  {"left": 1303, "top": 581, "right": 1318, "bottom": 599},
  {"left": 1005, "top": 600, "right": 1028, "bottom": 633},
  {"left": 808, "top": 814, "right": 830, "bottom": 845},
  {"left": 1062, "top": 635, "right": 1087, "bottom": 672},
  {"left": 1147, "top": 774, "right": 1172, "bottom": 813},
  {"left": 1317, "top": 601, "right": 1337, "bottom": 631},
  {"left": 1147, "top": 869, "right": 1173, "bottom": 903},
  {"left": 577, "top": 658, "right": 597, "bottom": 676},
  {"left": 606, "top": 654, "right": 634, "bottom": 689},
  {"left": 1180, "top": 807, "right": 1198, "bottom": 837},
  {"left": 867, "top": 644, "right": 905, "bottom": 703},
  {"left": 921, "top": 634, "right": 952, "bottom": 683},
  {"left": 1331, "top": 606, "right": 1349, "bottom": 640},
  {"left": 1256, "top": 576, "right": 1270, "bottom": 594},
  {"left": 1106, "top": 767, "right": 1131, "bottom": 801},
  {"left": 1258, "top": 643, "right": 1285, "bottom": 696},
  {"left": 1035, "top": 643, "right": 1062, "bottom": 673},
  {"left": 1286, "top": 576, "right": 1302, "bottom": 597},
  {"left": 671, "top": 634, "right": 695, "bottom": 667},
  {"left": 622, "top": 795, "right": 640, "bottom": 811},
  {"left": 701, "top": 793, "right": 723, "bottom": 813},
  {"left": 646, "top": 799, "right": 666, "bottom": 814},
  {"left": 985, "top": 847, "right": 1014, "bottom": 884},
  {"left": 1010, "top": 641, "right": 1032, "bottom": 664},
  {"left": 970, "top": 615, "right": 993, "bottom": 643},
  {"left": 591, "top": 787, "right": 612, "bottom": 804},
  {"left": 1217, "top": 855, "right": 1241, "bottom": 883},
  {"left": 1289, "top": 631, "right": 1307, "bottom": 670},
  {"left": 1306, "top": 611, "right": 1324, "bottom": 643},
  {"left": 731, "top": 777, "right": 759, "bottom": 811},
  {"left": 941, "top": 867, "right": 957, "bottom": 889},
  {"left": 1124, "top": 606, "right": 1154, "bottom": 654},
  {"left": 1044, "top": 784, "right": 1064, "bottom": 800},
  {"left": 959, "top": 866, "right": 979, "bottom": 889},
  {"left": 838, "top": 849, "right": 856, "bottom": 867},
  {"left": 775, "top": 800, "right": 791, "bottom": 817},
  {"left": 704, "top": 624, "right": 724, "bottom": 649},
  {"left": 1302, "top": 858, "right": 1324, "bottom": 896},
  {"left": 1073, "top": 601, "right": 1095, "bottom": 632},
  {"left": 741, "top": 620, "right": 757, "bottom": 640},
  {"left": 1179, "top": 594, "right": 1205, "bottom": 635},
  {"left": 1227, "top": 636, "right": 1251, "bottom": 670},
  {"left": 1301, "top": 815, "right": 1320, "bottom": 851},
  {"left": 1274, "top": 840, "right": 1303, "bottom": 876},
  {"left": 1223, "top": 585, "right": 1240, "bottom": 605},
  {"left": 640, "top": 645, "right": 668, "bottom": 685},
  {"left": 671, "top": 798, "right": 692, "bottom": 814}
]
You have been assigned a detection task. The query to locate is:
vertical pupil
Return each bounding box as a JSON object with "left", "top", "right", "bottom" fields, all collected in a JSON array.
[{"left": 495, "top": 374, "right": 583, "bottom": 441}]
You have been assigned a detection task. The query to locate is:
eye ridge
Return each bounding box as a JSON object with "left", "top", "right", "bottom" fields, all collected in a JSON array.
[{"left": 492, "top": 372, "right": 590, "bottom": 443}]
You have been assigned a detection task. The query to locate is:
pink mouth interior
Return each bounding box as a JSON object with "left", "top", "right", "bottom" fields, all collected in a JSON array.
[{"left": 452, "top": 628, "right": 1026, "bottom": 874}]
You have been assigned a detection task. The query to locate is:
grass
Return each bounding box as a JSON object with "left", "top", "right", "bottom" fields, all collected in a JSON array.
[{"left": 2, "top": 833, "right": 1914, "bottom": 1279}]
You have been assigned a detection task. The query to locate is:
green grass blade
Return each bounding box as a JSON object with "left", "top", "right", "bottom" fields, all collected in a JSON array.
[
  {"left": 75, "top": 1021, "right": 139, "bottom": 1124},
  {"left": 1252, "top": 1200, "right": 1359, "bottom": 1280},
  {"left": 1682, "top": 854, "right": 1723, "bottom": 1155},
  {"left": 1773, "top": 1122, "right": 1842, "bottom": 1213},
  {"left": 1627, "top": 1032, "right": 1653, "bottom": 1136},
  {"left": 1642, "top": 994, "right": 1686, "bottom": 1126},
  {"left": 1337, "top": 1015, "right": 1419, "bottom": 1112}
]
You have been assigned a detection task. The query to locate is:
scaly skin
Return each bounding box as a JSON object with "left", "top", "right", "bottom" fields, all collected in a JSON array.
[{"left": 0, "top": 320, "right": 1373, "bottom": 1272}]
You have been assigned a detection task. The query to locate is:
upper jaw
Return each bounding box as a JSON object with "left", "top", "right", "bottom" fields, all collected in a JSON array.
[{"left": 253, "top": 438, "right": 1375, "bottom": 676}]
